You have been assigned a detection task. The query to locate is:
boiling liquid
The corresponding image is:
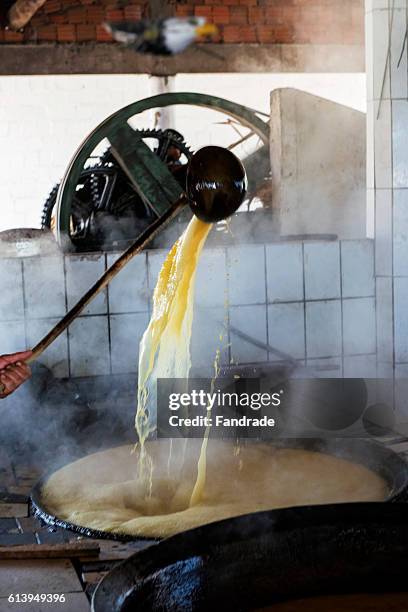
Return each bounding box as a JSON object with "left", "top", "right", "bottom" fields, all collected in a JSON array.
[{"left": 42, "top": 440, "right": 388, "bottom": 539}]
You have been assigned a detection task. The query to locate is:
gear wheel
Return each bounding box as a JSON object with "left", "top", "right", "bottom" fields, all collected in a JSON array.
[{"left": 41, "top": 128, "right": 193, "bottom": 250}]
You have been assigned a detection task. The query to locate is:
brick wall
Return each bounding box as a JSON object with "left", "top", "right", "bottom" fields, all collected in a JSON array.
[{"left": 0, "top": 0, "right": 364, "bottom": 46}]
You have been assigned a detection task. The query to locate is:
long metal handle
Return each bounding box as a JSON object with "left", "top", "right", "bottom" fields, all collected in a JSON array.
[{"left": 27, "top": 197, "right": 186, "bottom": 364}]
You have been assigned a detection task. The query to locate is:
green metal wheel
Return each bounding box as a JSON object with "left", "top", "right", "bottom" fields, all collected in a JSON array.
[{"left": 54, "top": 92, "right": 270, "bottom": 248}]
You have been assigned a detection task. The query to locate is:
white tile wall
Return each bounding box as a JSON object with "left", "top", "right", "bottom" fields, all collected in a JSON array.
[
  {"left": 23, "top": 256, "right": 66, "bottom": 319},
  {"left": 367, "top": 1, "right": 407, "bottom": 9},
  {"left": 393, "top": 188, "right": 408, "bottom": 276},
  {"left": 0, "top": 259, "right": 24, "bottom": 321},
  {"left": 377, "top": 362, "right": 394, "bottom": 378},
  {"left": 394, "top": 277, "right": 408, "bottom": 362},
  {"left": 375, "top": 188, "right": 393, "bottom": 276},
  {"left": 392, "top": 100, "right": 408, "bottom": 188},
  {"left": 395, "top": 363, "right": 408, "bottom": 379},
  {"left": 304, "top": 242, "right": 341, "bottom": 300},
  {"left": 191, "top": 307, "right": 229, "bottom": 372},
  {"left": 306, "top": 357, "right": 343, "bottom": 378},
  {"left": 367, "top": 0, "right": 408, "bottom": 396},
  {"left": 110, "top": 313, "right": 149, "bottom": 375},
  {"left": 107, "top": 252, "right": 149, "bottom": 314},
  {"left": 0, "top": 238, "right": 381, "bottom": 378},
  {"left": 69, "top": 316, "right": 110, "bottom": 377},
  {"left": 267, "top": 303, "right": 305, "bottom": 361},
  {"left": 343, "top": 298, "right": 376, "bottom": 355},
  {"left": 195, "top": 248, "right": 227, "bottom": 308},
  {"left": 374, "top": 99, "right": 393, "bottom": 188},
  {"left": 230, "top": 305, "right": 267, "bottom": 364},
  {"left": 266, "top": 243, "right": 303, "bottom": 303},
  {"left": 227, "top": 245, "right": 266, "bottom": 305},
  {"left": 0, "top": 321, "right": 26, "bottom": 355},
  {"left": 26, "top": 317, "right": 69, "bottom": 378},
  {"left": 306, "top": 300, "right": 342, "bottom": 358},
  {"left": 391, "top": 9, "right": 408, "bottom": 100},
  {"left": 65, "top": 255, "right": 107, "bottom": 316},
  {"left": 376, "top": 276, "right": 394, "bottom": 364},
  {"left": 366, "top": 188, "right": 375, "bottom": 237},
  {"left": 372, "top": 8, "right": 390, "bottom": 101},
  {"left": 343, "top": 354, "right": 377, "bottom": 378},
  {"left": 341, "top": 241, "right": 375, "bottom": 297},
  {"left": 366, "top": 105, "right": 375, "bottom": 190}
]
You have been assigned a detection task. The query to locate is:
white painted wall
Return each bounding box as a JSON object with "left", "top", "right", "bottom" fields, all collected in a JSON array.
[
  {"left": 0, "top": 72, "right": 366, "bottom": 232},
  {"left": 270, "top": 87, "right": 366, "bottom": 239}
]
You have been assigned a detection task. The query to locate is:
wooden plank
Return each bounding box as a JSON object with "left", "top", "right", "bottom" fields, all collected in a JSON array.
[
  {"left": 108, "top": 124, "right": 183, "bottom": 216},
  {"left": 0, "top": 542, "right": 100, "bottom": 560}
]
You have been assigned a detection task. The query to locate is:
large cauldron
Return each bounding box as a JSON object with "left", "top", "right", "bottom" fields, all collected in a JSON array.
[{"left": 92, "top": 502, "right": 408, "bottom": 611}]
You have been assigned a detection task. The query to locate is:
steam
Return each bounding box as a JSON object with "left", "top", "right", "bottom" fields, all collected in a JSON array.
[{"left": 0, "top": 363, "right": 138, "bottom": 472}]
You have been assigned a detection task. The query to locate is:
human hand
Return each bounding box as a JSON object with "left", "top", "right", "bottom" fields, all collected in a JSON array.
[{"left": 0, "top": 351, "right": 32, "bottom": 398}]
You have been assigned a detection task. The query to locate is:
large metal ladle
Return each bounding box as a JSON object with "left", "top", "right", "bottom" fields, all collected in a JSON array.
[{"left": 26, "top": 146, "right": 246, "bottom": 364}]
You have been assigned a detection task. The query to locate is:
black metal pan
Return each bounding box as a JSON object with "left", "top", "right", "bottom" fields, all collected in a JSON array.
[
  {"left": 30, "top": 438, "right": 408, "bottom": 543},
  {"left": 92, "top": 502, "right": 408, "bottom": 612}
]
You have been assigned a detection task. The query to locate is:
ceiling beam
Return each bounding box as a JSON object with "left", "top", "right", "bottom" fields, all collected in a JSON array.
[{"left": 0, "top": 43, "right": 365, "bottom": 76}]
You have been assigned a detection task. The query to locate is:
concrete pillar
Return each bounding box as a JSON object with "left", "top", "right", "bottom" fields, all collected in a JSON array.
[
  {"left": 366, "top": 0, "right": 408, "bottom": 385},
  {"left": 148, "top": 76, "right": 176, "bottom": 130}
]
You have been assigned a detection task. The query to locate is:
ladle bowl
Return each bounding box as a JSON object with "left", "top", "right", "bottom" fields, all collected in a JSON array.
[{"left": 187, "top": 146, "right": 247, "bottom": 222}]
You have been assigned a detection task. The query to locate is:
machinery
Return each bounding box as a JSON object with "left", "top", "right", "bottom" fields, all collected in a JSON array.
[{"left": 41, "top": 92, "right": 270, "bottom": 251}]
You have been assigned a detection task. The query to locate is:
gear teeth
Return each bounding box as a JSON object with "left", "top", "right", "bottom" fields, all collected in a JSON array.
[
  {"left": 40, "top": 127, "right": 192, "bottom": 234},
  {"left": 40, "top": 183, "right": 60, "bottom": 229}
]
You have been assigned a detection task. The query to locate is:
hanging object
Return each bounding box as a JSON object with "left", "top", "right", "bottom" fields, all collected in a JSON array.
[{"left": 104, "top": 17, "right": 218, "bottom": 56}]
